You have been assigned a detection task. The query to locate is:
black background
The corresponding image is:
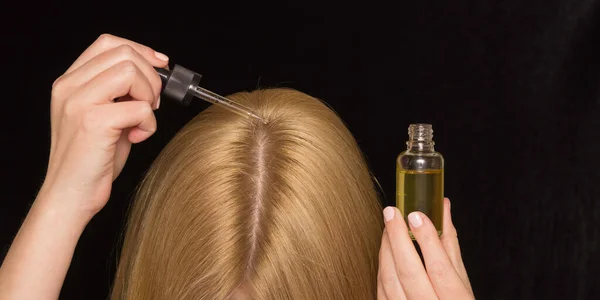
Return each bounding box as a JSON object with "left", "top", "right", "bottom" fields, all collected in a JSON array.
[{"left": 2, "top": 1, "right": 600, "bottom": 299}]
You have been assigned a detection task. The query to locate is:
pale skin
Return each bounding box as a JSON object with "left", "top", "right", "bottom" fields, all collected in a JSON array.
[
  {"left": 378, "top": 200, "right": 475, "bottom": 300},
  {"left": 0, "top": 34, "right": 474, "bottom": 299},
  {"left": 0, "top": 34, "right": 168, "bottom": 299}
]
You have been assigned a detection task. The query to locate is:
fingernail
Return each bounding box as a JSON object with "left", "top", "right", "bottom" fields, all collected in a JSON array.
[
  {"left": 408, "top": 212, "right": 423, "bottom": 228},
  {"left": 383, "top": 207, "right": 395, "bottom": 222},
  {"left": 156, "top": 96, "right": 161, "bottom": 109},
  {"left": 154, "top": 51, "right": 169, "bottom": 61}
]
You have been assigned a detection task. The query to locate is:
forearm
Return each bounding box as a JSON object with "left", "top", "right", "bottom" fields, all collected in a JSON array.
[{"left": 0, "top": 190, "right": 91, "bottom": 300}]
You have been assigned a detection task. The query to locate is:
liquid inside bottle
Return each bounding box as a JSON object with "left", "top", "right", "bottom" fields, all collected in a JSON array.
[{"left": 396, "top": 124, "right": 444, "bottom": 239}]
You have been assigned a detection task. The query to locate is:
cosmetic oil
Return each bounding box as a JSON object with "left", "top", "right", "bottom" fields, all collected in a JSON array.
[{"left": 396, "top": 124, "right": 444, "bottom": 239}]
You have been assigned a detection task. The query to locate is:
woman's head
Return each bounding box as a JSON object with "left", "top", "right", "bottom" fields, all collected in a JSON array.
[{"left": 112, "top": 88, "right": 383, "bottom": 299}]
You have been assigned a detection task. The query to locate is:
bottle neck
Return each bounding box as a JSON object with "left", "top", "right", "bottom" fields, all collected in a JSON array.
[
  {"left": 406, "top": 141, "right": 435, "bottom": 152},
  {"left": 406, "top": 124, "right": 435, "bottom": 153}
]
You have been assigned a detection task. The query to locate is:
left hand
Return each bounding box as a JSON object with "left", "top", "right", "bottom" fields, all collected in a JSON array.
[{"left": 377, "top": 198, "right": 474, "bottom": 300}]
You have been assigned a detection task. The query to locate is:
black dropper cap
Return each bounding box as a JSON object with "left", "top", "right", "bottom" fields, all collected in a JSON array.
[{"left": 155, "top": 64, "right": 202, "bottom": 106}]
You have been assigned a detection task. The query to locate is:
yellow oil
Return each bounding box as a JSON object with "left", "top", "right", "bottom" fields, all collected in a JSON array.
[{"left": 396, "top": 168, "right": 444, "bottom": 239}]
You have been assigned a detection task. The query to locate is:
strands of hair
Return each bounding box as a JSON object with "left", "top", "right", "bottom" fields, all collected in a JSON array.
[{"left": 111, "top": 88, "right": 383, "bottom": 300}]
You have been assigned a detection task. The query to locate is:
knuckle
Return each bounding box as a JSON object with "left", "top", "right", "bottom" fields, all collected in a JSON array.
[
  {"left": 140, "top": 104, "right": 157, "bottom": 132},
  {"left": 139, "top": 101, "right": 153, "bottom": 115},
  {"left": 148, "top": 125, "right": 157, "bottom": 134},
  {"left": 427, "top": 260, "right": 450, "bottom": 278},
  {"left": 52, "top": 75, "right": 64, "bottom": 89},
  {"left": 149, "top": 126, "right": 157, "bottom": 134},
  {"left": 116, "top": 44, "right": 136, "bottom": 58},
  {"left": 379, "top": 273, "right": 397, "bottom": 287},
  {"left": 51, "top": 76, "right": 67, "bottom": 97},
  {"left": 397, "top": 267, "right": 418, "bottom": 282},
  {"left": 446, "top": 226, "right": 458, "bottom": 239},
  {"left": 96, "top": 33, "right": 115, "bottom": 47},
  {"left": 141, "top": 103, "right": 156, "bottom": 119},
  {"left": 442, "top": 223, "right": 458, "bottom": 239},
  {"left": 118, "top": 60, "right": 139, "bottom": 76}
]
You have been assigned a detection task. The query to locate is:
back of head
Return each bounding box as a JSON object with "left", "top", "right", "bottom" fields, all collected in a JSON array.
[{"left": 111, "top": 88, "right": 383, "bottom": 299}]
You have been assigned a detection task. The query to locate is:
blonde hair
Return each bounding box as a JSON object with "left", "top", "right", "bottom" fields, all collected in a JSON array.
[{"left": 111, "top": 88, "right": 383, "bottom": 299}]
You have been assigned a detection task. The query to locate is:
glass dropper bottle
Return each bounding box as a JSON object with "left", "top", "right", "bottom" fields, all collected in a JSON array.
[{"left": 396, "top": 124, "right": 445, "bottom": 239}]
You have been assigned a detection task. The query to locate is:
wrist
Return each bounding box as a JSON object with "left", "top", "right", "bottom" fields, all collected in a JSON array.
[{"left": 34, "top": 185, "right": 96, "bottom": 229}]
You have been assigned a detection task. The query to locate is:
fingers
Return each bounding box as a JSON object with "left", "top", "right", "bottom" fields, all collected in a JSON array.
[
  {"left": 377, "top": 279, "right": 388, "bottom": 300},
  {"left": 440, "top": 198, "right": 473, "bottom": 294},
  {"left": 382, "top": 207, "right": 438, "bottom": 300},
  {"left": 440, "top": 198, "right": 460, "bottom": 262},
  {"left": 378, "top": 229, "right": 407, "bottom": 300},
  {"left": 67, "top": 60, "right": 156, "bottom": 109},
  {"left": 408, "top": 210, "right": 473, "bottom": 300},
  {"left": 65, "top": 34, "right": 168, "bottom": 74},
  {"left": 377, "top": 240, "right": 389, "bottom": 300},
  {"left": 55, "top": 44, "right": 163, "bottom": 102},
  {"left": 84, "top": 101, "right": 157, "bottom": 144}
]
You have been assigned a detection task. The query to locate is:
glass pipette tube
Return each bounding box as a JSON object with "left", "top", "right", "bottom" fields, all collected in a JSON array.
[{"left": 189, "top": 85, "right": 266, "bottom": 123}]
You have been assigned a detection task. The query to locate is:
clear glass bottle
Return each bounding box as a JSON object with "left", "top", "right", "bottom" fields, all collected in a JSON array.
[{"left": 396, "top": 124, "right": 444, "bottom": 239}]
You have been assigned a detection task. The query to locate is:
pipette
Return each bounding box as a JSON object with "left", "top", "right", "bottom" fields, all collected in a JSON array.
[{"left": 155, "top": 64, "right": 265, "bottom": 123}]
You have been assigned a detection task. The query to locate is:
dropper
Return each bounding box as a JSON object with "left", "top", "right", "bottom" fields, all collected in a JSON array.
[{"left": 155, "top": 64, "right": 265, "bottom": 123}]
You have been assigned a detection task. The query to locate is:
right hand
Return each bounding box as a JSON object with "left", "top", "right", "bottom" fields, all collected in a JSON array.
[
  {"left": 378, "top": 198, "right": 474, "bottom": 300},
  {"left": 39, "top": 34, "right": 169, "bottom": 219}
]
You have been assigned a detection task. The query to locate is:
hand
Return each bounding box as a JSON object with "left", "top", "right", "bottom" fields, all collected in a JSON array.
[
  {"left": 0, "top": 34, "right": 169, "bottom": 300},
  {"left": 40, "top": 34, "right": 169, "bottom": 218},
  {"left": 378, "top": 198, "right": 474, "bottom": 300}
]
